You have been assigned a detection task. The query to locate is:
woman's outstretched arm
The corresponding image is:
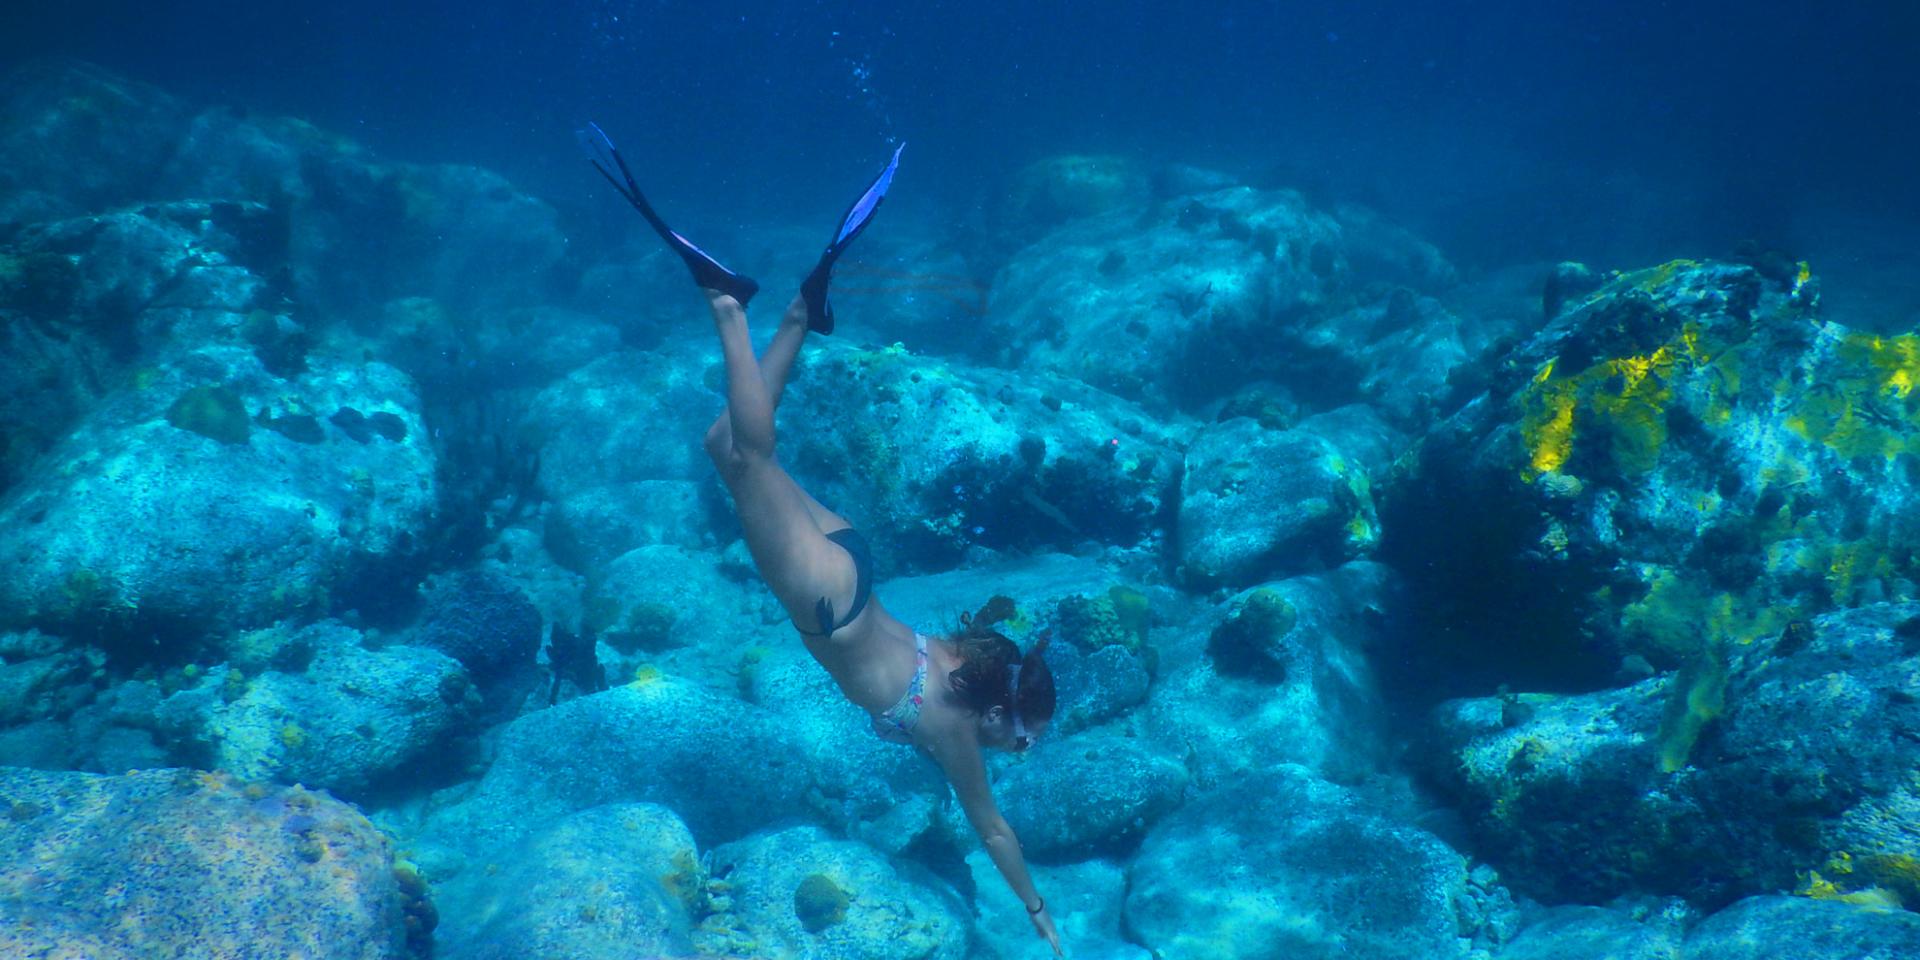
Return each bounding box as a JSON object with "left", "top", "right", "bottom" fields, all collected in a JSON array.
[{"left": 930, "top": 737, "right": 1063, "bottom": 955}]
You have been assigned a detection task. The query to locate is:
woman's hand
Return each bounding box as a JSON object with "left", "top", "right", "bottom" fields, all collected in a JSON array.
[{"left": 1028, "top": 902, "right": 1063, "bottom": 956}]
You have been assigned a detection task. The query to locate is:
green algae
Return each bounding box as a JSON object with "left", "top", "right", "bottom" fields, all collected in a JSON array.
[
  {"left": 793, "top": 873, "right": 849, "bottom": 933},
  {"left": 1655, "top": 644, "right": 1728, "bottom": 774},
  {"left": 166, "top": 385, "right": 251, "bottom": 445}
]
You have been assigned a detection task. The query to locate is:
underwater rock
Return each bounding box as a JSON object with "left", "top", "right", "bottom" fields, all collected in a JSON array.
[
  {"left": 782, "top": 340, "right": 1183, "bottom": 570},
  {"left": 1498, "top": 905, "right": 1682, "bottom": 960},
  {"left": 992, "top": 733, "right": 1188, "bottom": 861},
  {"left": 0, "top": 767, "right": 412, "bottom": 959},
  {"left": 987, "top": 183, "right": 1457, "bottom": 416},
  {"left": 1125, "top": 764, "right": 1503, "bottom": 960},
  {"left": 0, "top": 62, "right": 194, "bottom": 226},
  {"left": 0, "top": 642, "right": 102, "bottom": 728},
  {"left": 585, "top": 544, "right": 761, "bottom": 666},
  {"left": 415, "top": 677, "right": 814, "bottom": 855},
  {"left": 2, "top": 60, "right": 564, "bottom": 320},
  {"left": 0, "top": 199, "right": 280, "bottom": 490},
  {"left": 1037, "top": 637, "right": 1153, "bottom": 736},
  {"left": 0, "top": 351, "right": 434, "bottom": 645},
  {"left": 414, "top": 568, "right": 541, "bottom": 682},
  {"left": 1427, "top": 601, "right": 1920, "bottom": 908},
  {"left": 1177, "top": 416, "right": 1380, "bottom": 587},
  {"left": 736, "top": 640, "right": 945, "bottom": 841},
  {"left": 701, "top": 825, "right": 968, "bottom": 960},
  {"left": 544, "top": 479, "right": 705, "bottom": 577},
  {"left": 432, "top": 803, "right": 699, "bottom": 960},
  {"left": 1144, "top": 562, "right": 1399, "bottom": 785},
  {"left": 1383, "top": 257, "right": 1920, "bottom": 692},
  {"left": 528, "top": 344, "right": 725, "bottom": 495},
  {"left": 1682, "top": 895, "right": 1920, "bottom": 959},
  {"left": 182, "top": 622, "right": 471, "bottom": 798},
  {"left": 966, "top": 854, "right": 1150, "bottom": 960},
  {"left": 995, "top": 154, "right": 1151, "bottom": 239}
]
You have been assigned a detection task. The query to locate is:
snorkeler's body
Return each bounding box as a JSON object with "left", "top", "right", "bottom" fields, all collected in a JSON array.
[{"left": 583, "top": 129, "right": 1061, "bottom": 955}]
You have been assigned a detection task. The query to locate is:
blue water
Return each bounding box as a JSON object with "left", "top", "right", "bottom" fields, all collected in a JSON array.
[{"left": 10, "top": 1, "right": 1918, "bottom": 280}]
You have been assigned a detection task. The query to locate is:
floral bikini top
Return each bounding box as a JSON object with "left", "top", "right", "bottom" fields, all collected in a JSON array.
[{"left": 871, "top": 632, "right": 929, "bottom": 744}]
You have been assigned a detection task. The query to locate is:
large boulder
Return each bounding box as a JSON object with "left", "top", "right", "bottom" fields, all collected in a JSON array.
[
  {"left": 986, "top": 184, "right": 1456, "bottom": 416},
  {"left": 701, "top": 825, "right": 970, "bottom": 960},
  {"left": 416, "top": 676, "right": 816, "bottom": 856},
  {"left": 1143, "top": 562, "right": 1399, "bottom": 784},
  {"left": 1125, "top": 764, "right": 1507, "bottom": 960},
  {"left": 433, "top": 803, "right": 700, "bottom": 960},
  {"left": 780, "top": 340, "right": 1184, "bottom": 572},
  {"left": 158, "top": 621, "right": 471, "bottom": 798},
  {"left": 1384, "top": 258, "right": 1920, "bottom": 694},
  {"left": 1427, "top": 601, "right": 1920, "bottom": 907},
  {"left": 993, "top": 733, "right": 1188, "bottom": 862},
  {"left": 1497, "top": 905, "right": 1682, "bottom": 960},
  {"left": 0, "top": 199, "right": 286, "bottom": 491},
  {"left": 1175, "top": 414, "right": 1384, "bottom": 587},
  {"left": 0, "top": 767, "right": 417, "bottom": 959},
  {"left": 0, "top": 346, "right": 434, "bottom": 645},
  {"left": 1682, "top": 895, "right": 1920, "bottom": 959},
  {"left": 0, "top": 60, "right": 565, "bottom": 317}
]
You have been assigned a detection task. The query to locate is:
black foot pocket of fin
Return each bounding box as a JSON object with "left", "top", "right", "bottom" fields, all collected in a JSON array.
[
  {"left": 801, "top": 263, "right": 834, "bottom": 334},
  {"left": 683, "top": 242, "right": 760, "bottom": 306}
]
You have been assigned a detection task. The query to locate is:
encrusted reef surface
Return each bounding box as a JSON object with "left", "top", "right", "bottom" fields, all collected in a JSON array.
[
  {"left": 0, "top": 767, "right": 417, "bottom": 959},
  {"left": 3, "top": 58, "right": 1920, "bottom": 960}
]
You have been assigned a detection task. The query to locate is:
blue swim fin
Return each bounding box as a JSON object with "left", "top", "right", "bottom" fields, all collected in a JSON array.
[
  {"left": 578, "top": 122, "right": 760, "bottom": 306},
  {"left": 801, "top": 142, "right": 904, "bottom": 334}
]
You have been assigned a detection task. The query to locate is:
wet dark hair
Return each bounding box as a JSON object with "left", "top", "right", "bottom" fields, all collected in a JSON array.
[{"left": 946, "top": 597, "right": 1056, "bottom": 747}]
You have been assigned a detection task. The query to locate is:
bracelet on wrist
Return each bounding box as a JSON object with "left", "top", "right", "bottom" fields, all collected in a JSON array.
[{"left": 1027, "top": 897, "right": 1045, "bottom": 915}]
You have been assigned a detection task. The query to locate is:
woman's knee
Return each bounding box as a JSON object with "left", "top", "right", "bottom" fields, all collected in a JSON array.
[
  {"left": 704, "top": 422, "right": 774, "bottom": 471},
  {"left": 703, "top": 417, "right": 731, "bottom": 462}
]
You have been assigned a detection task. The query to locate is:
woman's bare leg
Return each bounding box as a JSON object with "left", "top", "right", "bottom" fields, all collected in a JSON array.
[
  {"left": 704, "top": 293, "right": 844, "bottom": 528},
  {"left": 701, "top": 291, "right": 854, "bottom": 628}
]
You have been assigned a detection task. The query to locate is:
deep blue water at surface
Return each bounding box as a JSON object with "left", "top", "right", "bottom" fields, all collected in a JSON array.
[{"left": 7, "top": 0, "right": 1918, "bottom": 282}]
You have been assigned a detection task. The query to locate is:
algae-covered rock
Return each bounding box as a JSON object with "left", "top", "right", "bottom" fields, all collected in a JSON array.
[
  {"left": 186, "top": 622, "right": 470, "bottom": 798},
  {"left": 701, "top": 825, "right": 968, "bottom": 960},
  {"left": 1499, "top": 905, "right": 1682, "bottom": 960},
  {"left": 0, "top": 767, "right": 411, "bottom": 959},
  {"left": 793, "top": 873, "right": 851, "bottom": 933},
  {"left": 1385, "top": 258, "right": 1920, "bottom": 691},
  {"left": 778, "top": 340, "right": 1183, "bottom": 570},
  {"left": 1426, "top": 601, "right": 1920, "bottom": 908},
  {"left": 998, "top": 154, "right": 1150, "bottom": 238}
]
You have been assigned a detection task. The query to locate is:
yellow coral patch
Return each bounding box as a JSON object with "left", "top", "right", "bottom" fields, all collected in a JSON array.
[
  {"left": 1837, "top": 331, "right": 1920, "bottom": 400},
  {"left": 1521, "top": 360, "right": 1577, "bottom": 474}
]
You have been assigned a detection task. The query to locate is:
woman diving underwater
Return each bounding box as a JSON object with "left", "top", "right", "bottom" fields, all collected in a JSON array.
[{"left": 580, "top": 124, "right": 1063, "bottom": 955}]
